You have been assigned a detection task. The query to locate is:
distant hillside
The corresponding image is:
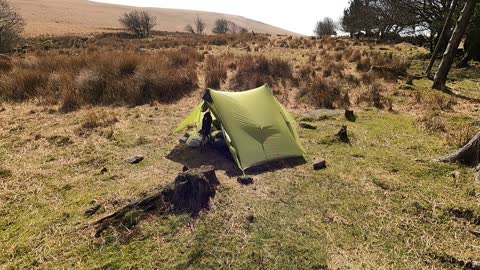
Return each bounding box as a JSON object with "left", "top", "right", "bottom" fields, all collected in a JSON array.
[{"left": 10, "top": 0, "right": 298, "bottom": 36}]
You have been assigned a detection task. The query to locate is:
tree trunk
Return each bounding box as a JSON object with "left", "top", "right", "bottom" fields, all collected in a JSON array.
[
  {"left": 436, "top": 132, "right": 480, "bottom": 166},
  {"left": 433, "top": 0, "right": 477, "bottom": 91},
  {"left": 425, "top": 0, "right": 459, "bottom": 76}
]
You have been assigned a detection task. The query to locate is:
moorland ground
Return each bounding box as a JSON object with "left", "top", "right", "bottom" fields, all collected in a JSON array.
[
  {"left": 1, "top": 32, "right": 480, "bottom": 269},
  {"left": 9, "top": 0, "right": 296, "bottom": 37}
]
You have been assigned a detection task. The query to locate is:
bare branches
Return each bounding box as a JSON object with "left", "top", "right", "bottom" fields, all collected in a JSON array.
[
  {"left": 0, "top": 0, "right": 24, "bottom": 53},
  {"left": 119, "top": 10, "right": 157, "bottom": 38},
  {"left": 185, "top": 15, "right": 205, "bottom": 35},
  {"left": 314, "top": 18, "right": 337, "bottom": 37}
]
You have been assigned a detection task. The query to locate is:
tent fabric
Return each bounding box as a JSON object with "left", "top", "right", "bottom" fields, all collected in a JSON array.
[{"left": 173, "top": 84, "right": 305, "bottom": 171}]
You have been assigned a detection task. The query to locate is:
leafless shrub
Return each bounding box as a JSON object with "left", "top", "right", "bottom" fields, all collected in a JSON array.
[
  {"left": 0, "top": 0, "right": 25, "bottom": 53},
  {"left": 212, "top": 19, "right": 229, "bottom": 34},
  {"left": 185, "top": 16, "right": 206, "bottom": 35},
  {"left": 119, "top": 10, "right": 157, "bottom": 38}
]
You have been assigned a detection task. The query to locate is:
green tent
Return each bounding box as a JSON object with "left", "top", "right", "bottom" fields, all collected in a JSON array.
[{"left": 174, "top": 84, "right": 305, "bottom": 171}]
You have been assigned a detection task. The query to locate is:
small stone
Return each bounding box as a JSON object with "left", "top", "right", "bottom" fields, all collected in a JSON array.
[
  {"left": 126, "top": 155, "right": 144, "bottom": 164},
  {"left": 299, "top": 122, "right": 317, "bottom": 130},
  {"left": 237, "top": 176, "right": 254, "bottom": 185},
  {"left": 313, "top": 158, "right": 327, "bottom": 170},
  {"left": 451, "top": 170, "right": 460, "bottom": 179}
]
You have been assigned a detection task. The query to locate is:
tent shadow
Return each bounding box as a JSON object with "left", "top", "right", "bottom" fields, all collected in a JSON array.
[{"left": 165, "top": 143, "right": 306, "bottom": 177}]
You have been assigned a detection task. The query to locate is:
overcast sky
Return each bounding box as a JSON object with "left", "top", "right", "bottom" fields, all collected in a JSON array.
[{"left": 91, "top": 0, "right": 350, "bottom": 35}]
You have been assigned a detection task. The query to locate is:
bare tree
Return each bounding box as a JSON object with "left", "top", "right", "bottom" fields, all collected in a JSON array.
[
  {"left": 433, "top": 0, "right": 477, "bottom": 91},
  {"left": 425, "top": 0, "right": 460, "bottom": 77},
  {"left": 228, "top": 21, "right": 240, "bottom": 34},
  {"left": 0, "top": 0, "right": 25, "bottom": 53},
  {"left": 314, "top": 17, "right": 337, "bottom": 37},
  {"left": 185, "top": 15, "right": 205, "bottom": 35},
  {"left": 212, "top": 19, "right": 229, "bottom": 34},
  {"left": 119, "top": 10, "right": 157, "bottom": 38},
  {"left": 457, "top": 4, "right": 480, "bottom": 67}
]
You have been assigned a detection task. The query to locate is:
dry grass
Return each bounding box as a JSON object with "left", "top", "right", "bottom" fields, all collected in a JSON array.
[
  {"left": 417, "top": 111, "right": 447, "bottom": 134},
  {"left": 204, "top": 55, "right": 227, "bottom": 89},
  {"left": 230, "top": 55, "right": 293, "bottom": 91},
  {"left": 0, "top": 48, "right": 200, "bottom": 108},
  {"left": 297, "top": 76, "right": 346, "bottom": 109},
  {"left": 446, "top": 124, "right": 478, "bottom": 148},
  {"left": 80, "top": 110, "right": 119, "bottom": 130},
  {"left": 413, "top": 90, "right": 457, "bottom": 111}
]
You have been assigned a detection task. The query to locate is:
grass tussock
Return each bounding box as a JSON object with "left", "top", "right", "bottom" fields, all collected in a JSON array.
[
  {"left": 297, "top": 76, "right": 347, "bottom": 109},
  {"left": 355, "top": 82, "right": 392, "bottom": 109},
  {"left": 0, "top": 56, "right": 12, "bottom": 72},
  {"left": 417, "top": 111, "right": 447, "bottom": 134},
  {"left": 446, "top": 124, "right": 478, "bottom": 148},
  {"left": 80, "top": 110, "right": 119, "bottom": 130},
  {"left": 413, "top": 90, "right": 457, "bottom": 111},
  {"left": 230, "top": 55, "right": 293, "bottom": 90},
  {"left": 204, "top": 55, "right": 227, "bottom": 89}
]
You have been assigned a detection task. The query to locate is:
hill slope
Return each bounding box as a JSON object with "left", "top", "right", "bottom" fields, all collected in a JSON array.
[{"left": 10, "top": 0, "right": 298, "bottom": 36}]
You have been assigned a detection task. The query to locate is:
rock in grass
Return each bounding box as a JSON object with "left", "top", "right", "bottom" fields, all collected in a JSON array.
[
  {"left": 313, "top": 158, "right": 327, "bottom": 170},
  {"left": 237, "top": 175, "right": 254, "bottom": 185},
  {"left": 299, "top": 122, "right": 317, "bottom": 130},
  {"left": 345, "top": 110, "right": 356, "bottom": 122},
  {"left": 126, "top": 155, "right": 144, "bottom": 164}
]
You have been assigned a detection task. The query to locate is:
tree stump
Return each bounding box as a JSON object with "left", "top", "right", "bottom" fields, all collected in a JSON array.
[
  {"left": 345, "top": 110, "right": 356, "bottom": 122},
  {"left": 95, "top": 166, "right": 219, "bottom": 237},
  {"left": 336, "top": 125, "right": 350, "bottom": 143},
  {"left": 172, "top": 166, "right": 219, "bottom": 215},
  {"left": 436, "top": 132, "right": 480, "bottom": 166}
]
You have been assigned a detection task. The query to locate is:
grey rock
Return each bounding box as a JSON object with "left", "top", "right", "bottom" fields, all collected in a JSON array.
[
  {"left": 126, "top": 155, "right": 144, "bottom": 164},
  {"left": 237, "top": 176, "right": 254, "bottom": 185}
]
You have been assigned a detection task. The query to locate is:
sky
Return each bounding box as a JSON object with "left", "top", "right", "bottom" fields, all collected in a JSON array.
[{"left": 90, "top": 0, "right": 350, "bottom": 35}]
